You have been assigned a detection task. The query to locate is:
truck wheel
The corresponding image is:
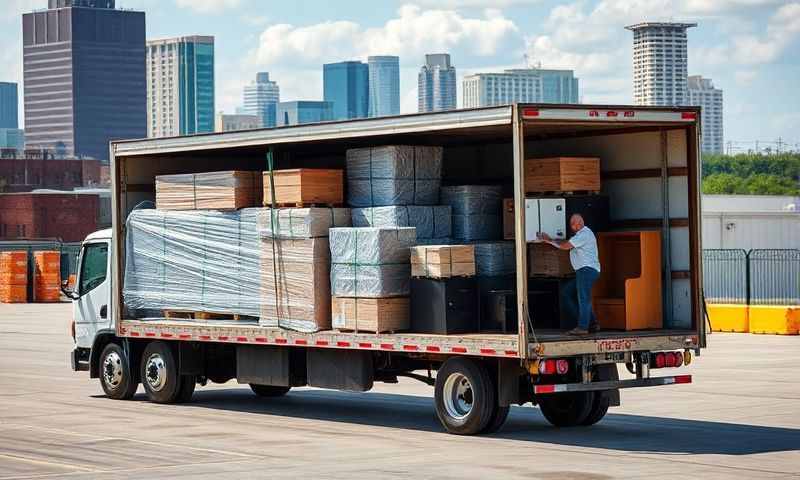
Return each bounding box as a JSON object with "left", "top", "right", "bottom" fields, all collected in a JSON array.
[
  {"left": 140, "top": 341, "right": 181, "bottom": 404},
  {"left": 175, "top": 375, "right": 197, "bottom": 403},
  {"left": 99, "top": 343, "right": 138, "bottom": 400},
  {"left": 482, "top": 405, "right": 510, "bottom": 434},
  {"left": 434, "top": 357, "right": 495, "bottom": 435},
  {"left": 581, "top": 392, "right": 610, "bottom": 426},
  {"left": 538, "top": 391, "right": 595, "bottom": 427},
  {"left": 249, "top": 384, "right": 291, "bottom": 397}
]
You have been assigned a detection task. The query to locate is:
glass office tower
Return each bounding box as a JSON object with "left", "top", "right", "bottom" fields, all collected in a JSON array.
[{"left": 323, "top": 61, "right": 369, "bottom": 120}]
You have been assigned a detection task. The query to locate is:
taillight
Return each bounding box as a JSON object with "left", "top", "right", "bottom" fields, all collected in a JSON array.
[
  {"left": 654, "top": 352, "right": 665, "bottom": 368},
  {"left": 556, "top": 359, "right": 569, "bottom": 375},
  {"left": 652, "top": 351, "right": 684, "bottom": 369},
  {"left": 538, "top": 359, "right": 569, "bottom": 375}
]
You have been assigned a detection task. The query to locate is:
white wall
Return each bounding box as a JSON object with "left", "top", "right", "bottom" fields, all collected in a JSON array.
[{"left": 702, "top": 213, "right": 800, "bottom": 250}]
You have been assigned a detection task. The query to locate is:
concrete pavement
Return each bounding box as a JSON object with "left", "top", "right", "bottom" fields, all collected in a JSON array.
[{"left": 1, "top": 303, "right": 798, "bottom": 479}]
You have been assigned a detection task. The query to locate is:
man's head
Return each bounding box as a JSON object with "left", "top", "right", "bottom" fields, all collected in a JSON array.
[{"left": 570, "top": 213, "right": 585, "bottom": 233}]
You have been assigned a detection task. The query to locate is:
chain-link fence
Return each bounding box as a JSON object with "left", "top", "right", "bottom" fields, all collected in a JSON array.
[{"left": 703, "top": 248, "right": 800, "bottom": 306}]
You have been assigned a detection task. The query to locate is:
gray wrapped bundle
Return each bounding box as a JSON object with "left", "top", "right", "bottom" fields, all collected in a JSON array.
[
  {"left": 441, "top": 185, "right": 503, "bottom": 241},
  {"left": 473, "top": 241, "right": 516, "bottom": 276},
  {"left": 346, "top": 146, "right": 442, "bottom": 207},
  {"left": 351, "top": 205, "right": 451, "bottom": 239},
  {"left": 329, "top": 227, "right": 416, "bottom": 297},
  {"left": 255, "top": 207, "right": 351, "bottom": 239},
  {"left": 416, "top": 237, "right": 452, "bottom": 246}
]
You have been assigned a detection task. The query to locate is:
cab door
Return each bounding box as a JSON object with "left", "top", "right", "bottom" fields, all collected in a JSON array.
[{"left": 73, "top": 240, "right": 111, "bottom": 349}]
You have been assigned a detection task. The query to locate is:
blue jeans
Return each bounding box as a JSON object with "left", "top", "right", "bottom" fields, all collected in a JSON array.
[{"left": 561, "top": 267, "right": 600, "bottom": 330}]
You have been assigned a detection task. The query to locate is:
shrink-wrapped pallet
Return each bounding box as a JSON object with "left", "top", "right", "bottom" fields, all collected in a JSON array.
[
  {"left": 156, "top": 171, "right": 262, "bottom": 210},
  {"left": 351, "top": 205, "right": 451, "bottom": 239},
  {"left": 440, "top": 185, "right": 503, "bottom": 241},
  {"left": 329, "top": 227, "right": 416, "bottom": 297},
  {"left": 256, "top": 207, "right": 351, "bottom": 238},
  {"left": 473, "top": 241, "right": 515, "bottom": 276},
  {"left": 346, "top": 146, "right": 442, "bottom": 207}
]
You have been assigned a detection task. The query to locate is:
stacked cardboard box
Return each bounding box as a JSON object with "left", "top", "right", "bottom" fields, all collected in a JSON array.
[
  {"left": 262, "top": 169, "right": 344, "bottom": 206},
  {"left": 525, "top": 157, "right": 600, "bottom": 193},
  {"left": 0, "top": 251, "right": 27, "bottom": 303},
  {"left": 528, "top": 242, "right": 574, "bottom": 277},
  {"left": 330, "top": 227, "right": 416, "bottom": 332},
  {"left": 156, "top": 171, "right": 263, "bottom": 210},
  {"left": 33, "top": 251, "right": 61, "bottom": 302},
  {"left": 440, "top": 185, "right": 503, "bottom": 242},
  {"left": 411, "top": 245, "right": 475, "bottom": 279},
  {"left": 346, "top": 146, "right": 442, "bottom": 207}
]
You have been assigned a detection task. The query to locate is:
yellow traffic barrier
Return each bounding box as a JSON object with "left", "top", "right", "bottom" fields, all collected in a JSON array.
[
  {"left": 749, "top": 306, "right": 800, "bottom": 335},
  {"left": 707, "top": 304, "right": 749, "bottom": 333}
]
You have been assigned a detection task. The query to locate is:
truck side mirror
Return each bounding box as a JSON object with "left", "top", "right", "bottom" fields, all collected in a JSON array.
[{"left": 61, "top": 279, "right": 79, "bottom": 300}]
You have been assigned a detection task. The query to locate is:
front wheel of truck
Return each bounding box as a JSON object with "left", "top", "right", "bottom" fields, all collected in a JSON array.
[
  {"left": 538, "top": 391, "right": 595, "bottom": 427},
  {"left": 99, "top": 343, "right": 138, "bottom": 400}
]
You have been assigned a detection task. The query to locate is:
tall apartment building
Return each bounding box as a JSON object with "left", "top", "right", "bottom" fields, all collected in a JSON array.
[
  {"left": 276, "top": 101, "right": 333, "bottom": 126},
  {"left": 243, "top": 72, "right": 280, "bottom": 128},
  {"left": 214, "top": 113, "right": 260, "bottom": 132},
  {"left": 323, "top": 61, "right": 369, "bottom": 120},
  {"left": 418, "top": 54, "right": 456, "bottom": 113},
  {"left": 0, "top": 82, "right": 18, "bottom": 129},
  {"left": 368, "top": 56, "right": 400, "bottom": 117},
  {"left": 147, "top": 36, "right": 214, "bottom": 138},
  {"left": 688, "top": 75, "right": 723, "bottom": 154},
  {"left": 626, "top": 22, "right": 696, "bottom": 106},
  {"left": 22, "top": 1, "right": 146, "bottom": 161},
  {"left": 462, "top": 69, "right": 543, "bottom": 108},
  {"left": 538, "top": 69, "right": 579, "bottom": 104}
]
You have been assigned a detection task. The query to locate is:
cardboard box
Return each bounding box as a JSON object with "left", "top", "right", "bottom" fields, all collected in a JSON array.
[
  {"left": 156, "top": 171, "right": 262, "bottom": 210},
  {"left": 525, "top": 157, "right": 600, "bottom": 193},
  {"left": 332, "top": 297, "right": 410, "bottom": 333},
  {"left": 263, "top": 169, "right": 343, "bottom": 206},
  {"left": 528, "top": 242, "right": 574, "bottom": 277},
  {"left": 411, "top": 245, "right": 475, "bottom": 278},
  {"left": 503, "top": 198, "right": 514, "bottom": 239}
]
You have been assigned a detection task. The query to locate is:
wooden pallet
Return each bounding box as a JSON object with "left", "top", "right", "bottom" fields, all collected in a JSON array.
[
  {"left": 163, "top": 310, "right": 252, "bottom": 321},
  {"left": 265, "top": 202, "right": 344, "bottom": 209}
]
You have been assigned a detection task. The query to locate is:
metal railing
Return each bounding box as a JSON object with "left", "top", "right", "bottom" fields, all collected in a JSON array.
[{"left": 703, "top": 248, "right": 800, "bottom": 306}]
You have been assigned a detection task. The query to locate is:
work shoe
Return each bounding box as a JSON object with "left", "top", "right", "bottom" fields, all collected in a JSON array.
[
  {"left": 588, "top": 324, "right": 600, "bottom": 334},
  {"left": 567, "top": 327, "right": 589, "bottom": 336}
]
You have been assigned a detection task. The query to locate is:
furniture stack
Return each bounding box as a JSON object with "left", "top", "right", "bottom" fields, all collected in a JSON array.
[
  {"left": 0, "top": 251, "right": 27, "bottom": 303},
  {"left": 33, "top": 251, "right": 61, "bottom": 302}
]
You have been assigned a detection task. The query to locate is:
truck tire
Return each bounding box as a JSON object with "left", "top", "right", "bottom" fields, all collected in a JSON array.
[
  {"left": 98, "top": 343, "right": 138, "bottom": 400},
  {"left": 434, "top": 357, "right": 495, "bottom": 435},
  {"left": 482, "top": 405, "right": 510, "bottom": 434},
  {"left": 538, "top": 391, "right": 595, "bottom": 427},
  {"left": 140, "top": 341, "right": 181, "bottom": 404},
  {"left": 175, "top": 375, "right": 197, "bottom": 403},
  {"left": 249, "top": 384, "right": 291, "bottom": 397},
  {"left": 581, "top": 392, "right": 610, "bottom": 426}
]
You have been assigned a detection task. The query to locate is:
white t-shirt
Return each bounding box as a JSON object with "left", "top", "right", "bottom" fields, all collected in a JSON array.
[{"left": 568, "top": 226, "right": 601, "bottom": 272}]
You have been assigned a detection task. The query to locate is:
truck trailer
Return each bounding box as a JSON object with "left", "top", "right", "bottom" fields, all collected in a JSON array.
[{"left": 68, "top": 104, "right": 705, "bottom": 435}]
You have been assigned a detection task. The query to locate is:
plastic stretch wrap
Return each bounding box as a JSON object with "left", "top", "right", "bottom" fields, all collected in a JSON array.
[
  {"left": 346, "top": 146, "right": 442, "bottom": 207},
  {"left": 256, "top": 207, "right": 351, "bottom": 238},
  {"left": 473, "top": 241, "right": 516, "bottom": 276},
  {"left": 329, "top": 227, "right": 416, "bottom": 297},
  {"left": 123, "top": 207, "right": 338, "bottom": 332},
  {"left": 351, "top": 205, "right": 451, "bottom": 239},
  {"left": 441, "top": 185, "right": 503, "bottom": 241},
  {"left": 416, "top": 237, "right": 452, "bottom": 246},
  {"left": 156, "top": 171, "right": 262, "bottom": 210}
]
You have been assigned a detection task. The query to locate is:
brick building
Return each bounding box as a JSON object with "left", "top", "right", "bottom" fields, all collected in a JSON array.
[
  {"left": 0, "top": 192, "right": 99, "bottom": 242},
  {"left": 0, "top": 149, "right": 108, "bottom": 193}
]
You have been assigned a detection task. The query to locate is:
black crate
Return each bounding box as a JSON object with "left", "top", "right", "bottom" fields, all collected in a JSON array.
[{"left": 411, "top": 277, "right": 478, "bottom": 334}]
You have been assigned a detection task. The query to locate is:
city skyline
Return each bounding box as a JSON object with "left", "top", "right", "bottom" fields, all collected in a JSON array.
[{"left": 0, "top": 1, "right": 797, "bottom": 144}]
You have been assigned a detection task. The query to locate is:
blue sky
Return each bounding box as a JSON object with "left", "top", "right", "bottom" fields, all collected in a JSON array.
[{"left": 2, "top": 0, "right": 799, "bottom": 150}]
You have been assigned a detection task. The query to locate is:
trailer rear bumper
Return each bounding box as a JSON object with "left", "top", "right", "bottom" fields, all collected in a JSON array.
[{"left": 534, "top": 374, "right": 691, "bottom": 394}]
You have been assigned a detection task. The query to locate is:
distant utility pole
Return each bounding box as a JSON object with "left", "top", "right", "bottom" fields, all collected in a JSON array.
[{"left": 776, "top": 137, "right": 783, "bottom": 154}]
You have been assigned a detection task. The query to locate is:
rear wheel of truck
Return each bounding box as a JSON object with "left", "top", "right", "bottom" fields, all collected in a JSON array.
[
  {"left": 140, "top": 341, "right": 181, "bottom": 404},
  {"left": 249, "top": 384, "right": 291, "bottom": 397},
  {"left": 99, "top": 343, "right": 138, "bottom": 400},
  {"left": 580, "top": 392, "right": 610, "bottom": 426},
  {"left": 434, "top": 357, "right": 495, "bottom": 435},
  {"left": 538, "top": 391, "right": 595, "bottom": 427},
  {"left": 175, "top": 375, "right": 197, "bottom": 403}
]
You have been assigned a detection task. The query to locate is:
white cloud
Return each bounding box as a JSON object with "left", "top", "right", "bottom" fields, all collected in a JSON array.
[
  {"left": 734, "top": 70, "right": 757, "bottom": 86},
  {"left": 414, "top": 0, "right": 540, "bottom": 7},
  {"left": 174, "top": 0, "right": 242, "bottom": 14}
]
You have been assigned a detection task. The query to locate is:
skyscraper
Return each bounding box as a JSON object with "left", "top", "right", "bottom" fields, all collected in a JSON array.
[
  {"left": 537, "top": 69, "right": 580, "bottom": 104},
  {"left": 276, "top": 101, "right": 333, "bottom": 126},
  {"left": 418, "top": 54, "right": 456, "bottom": 113},
  {"left": 0, "top": 82, "right": 18, "bottom": 129},
  {"left": 626, "top": 22, "right": 696, "bottom": 106},
  {"left": 462, "top": 69, "right": 543, "bottom": 108},
  {"left": 323, "top": 61, "right": 369, "bottom": 120},
  {"left": 368, "top": 56, "right": 400, "bottom": 117},
  {"left": 688, "top": 75, "right": 723, "bottom": 154},
  {"left": 243, "top": 72, "right": 280, "bottom": 128},
  {"left": 22, "top": 1, "right": 145, "bottom": 160},
  {"left": 147, "top": 36, "right": 215, "bottom": 138}
]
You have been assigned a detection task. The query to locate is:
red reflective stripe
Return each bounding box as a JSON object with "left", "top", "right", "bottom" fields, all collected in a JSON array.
[
  {"left": 522, "top": 107, "right": 539, "bottom": 117},
  {"left": 255, "top": 337, "right": 268, "bottom": 343},
  {"left": 160, "top": 332, "right": 173, "bottom": 338},
  {"left": 624, "top": 111, "right": 635, "bottom": 117},
  {"left": 295, "top": 339, "right": 308, "bottom": 345},
  {"left": 403, "top": 345, "right": 419, "bottom": 351},
  {"left": 130, "top": 331, "right": 140, "bottom": 337},
  {"left": 451, "top": 347, "right": 467, "bottom": 353},
  {"left": 480, "top": 348, "right": 496, "bottom": 355},
  {"left": 504, "top": 350, "right": 517, "bottom": 356},
  {"left": 275, "top": 338, "right": 288, "bottom": 344},
  {"left": 426, "top": 346, "right": 441, "bottom": 352},
  {"left": 337, "top": 341, "right": 351, "bottom": 347},
  {"left": 316, "top": 340, "right": 329, "bottom": 346},
  {"left": 145, "top": 332, "right": 156, "bottom": 337},
  {"left": 218, "top": 336, "right": 229, "bottom": 341},
  {"left": 535, "top": 385, "right": 556, "bottom": 394},
  {"left": 199, "top": 335, "right": 211, "bottom": 341},
  {"left": 674, "top": 375, "right": 692, "bottom": 384},
  {"left": 178, "top": 334, "right": 192, "bottom": 339},
  {"left": 236, "top": 336, "right": 248, "bottom": 342},
  {"left": 606, "top": 111, "right": 619, "bottom": 117},
  {"left": 681, "top": 112, "right": 697, "bottom": 119},
  {"left": 380, "top": 343, "right": 394, "bottom": 350},
  {"left": 358, "top": 342, "right": 373, "bottom": 348}
]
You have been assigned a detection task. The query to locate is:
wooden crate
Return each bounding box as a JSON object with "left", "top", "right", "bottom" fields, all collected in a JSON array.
[
  {"left": 528, "top": 242, "right": 574, "bottom": 277},
  {"left": 156, "top": 171, "right": 262, "bottom": 210},
  {"left": 525, "top": 157, "right": 600, "bottom": 194},
  {"left": 263, "top": 169, "right": 343, "bottom": 206},
  {"left": 503, "top": 198, "right": 514, "bottom": 240},
  {"left": 332, "top": 297, "right": 409, "bottom": 333},
  {"left": 411, "top": 245, "right": 475, "bottom": 279}
]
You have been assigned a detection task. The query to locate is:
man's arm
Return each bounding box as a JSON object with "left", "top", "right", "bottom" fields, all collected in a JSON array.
[{"left": 538, "top": 232, "right": 574, "bottom": 250}]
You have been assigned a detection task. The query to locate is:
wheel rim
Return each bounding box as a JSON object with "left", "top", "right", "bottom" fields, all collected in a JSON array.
[
  {"left": 443, "top": 373, "right": 474, "bottom": 420},
  {"left": 102, "top": 351, "right": 124, "bottom": 389},
  {"left": 145, "top": 353, "right": 167, "bottom": 392}
]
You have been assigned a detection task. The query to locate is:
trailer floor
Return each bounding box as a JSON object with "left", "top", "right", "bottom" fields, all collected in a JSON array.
[{"left": 2, "top": 303, "right": 799, "bottom": 479}]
